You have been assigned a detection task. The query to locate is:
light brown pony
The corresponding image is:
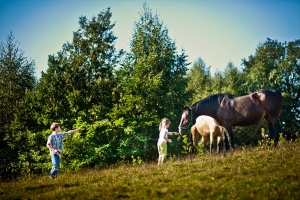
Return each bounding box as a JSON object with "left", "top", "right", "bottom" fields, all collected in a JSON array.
[{"left": 191, "top": 115, "right": 225, "bottom": 156}]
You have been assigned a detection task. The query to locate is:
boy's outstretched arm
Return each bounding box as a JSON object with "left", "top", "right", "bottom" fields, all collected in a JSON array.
[{"left": 67, "top": 128, "right": 82, "bottom": 134}]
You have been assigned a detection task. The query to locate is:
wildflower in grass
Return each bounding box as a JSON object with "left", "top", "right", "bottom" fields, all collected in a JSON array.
[
  {"left": 181, "top": 135, "right": 190, "bottom": 154},
  {"left": 278, "top": 133, "right": 286, "bottom": 145},
  {"left": 296, "top": 132, "right": 299, "bottom": 142},
  {"left": 131, "top": 155, "right": 137, "bottom": 166},
  {"left": 137, "top": 156, "right": 143, "bottom": 165}
]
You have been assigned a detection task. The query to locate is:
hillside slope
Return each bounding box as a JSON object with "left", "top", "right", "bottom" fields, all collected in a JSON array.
[{"left": 1, "top": 142, "right": 300, "bottom": 199}]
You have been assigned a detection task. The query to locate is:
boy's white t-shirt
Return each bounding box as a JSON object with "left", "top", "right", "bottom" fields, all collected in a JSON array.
[{"left": 158, "top": 128, "right": 168, "bottom": 143}]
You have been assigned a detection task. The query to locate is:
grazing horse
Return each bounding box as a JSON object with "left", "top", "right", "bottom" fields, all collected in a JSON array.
[
  {"left": 191, "top": 115, "right": 226, "bottom": 156},
  {"left": 178, "top": 89, "right": 283, "bottom": 149}
]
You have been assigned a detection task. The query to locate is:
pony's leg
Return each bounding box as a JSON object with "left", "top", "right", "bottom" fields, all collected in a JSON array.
[
  {"left": 202, "top": 136, "right": 209, "bottom": 153},
  {"left": 217, "top": 136, "right": 221, "bottom": 154},
  {"left": 209, "top": 130, "right": 214, "bottom": 156},
  {"left": 190, "top": 126, "right": 197, "bottom": 155},
  {"left": 219, "top": 127, "right": 227, "bottom": 156}
]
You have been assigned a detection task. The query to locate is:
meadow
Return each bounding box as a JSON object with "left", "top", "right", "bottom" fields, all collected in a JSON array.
[{"left": 1, "top": 140, "right": 300, "bottom": 200}]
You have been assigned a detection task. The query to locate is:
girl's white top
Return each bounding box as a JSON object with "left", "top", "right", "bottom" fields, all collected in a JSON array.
[{"left": 158, "top": 128, "right": 168, "bottom": 143}]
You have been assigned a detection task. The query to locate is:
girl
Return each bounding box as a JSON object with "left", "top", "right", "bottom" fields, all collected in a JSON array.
[{"left": 157, "top": 118, "right": 179, "bottom": 165}]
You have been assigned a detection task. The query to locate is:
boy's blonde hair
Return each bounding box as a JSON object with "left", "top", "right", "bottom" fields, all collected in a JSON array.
[
  {"left": 50, "top": 122, "right": 60, "bottom": 131},
  {"left": 159, "top": 118, "right": 170, "bottom": 131}
]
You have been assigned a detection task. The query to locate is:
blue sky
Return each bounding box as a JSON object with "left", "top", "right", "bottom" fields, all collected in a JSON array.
[{"left": 1, "top": 0, "right": 299, "bottom": 78}]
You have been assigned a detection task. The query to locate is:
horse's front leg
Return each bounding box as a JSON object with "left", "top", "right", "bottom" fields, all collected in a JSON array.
[{"left": 223, "top": 124, "right": 234, "bottom": 150}]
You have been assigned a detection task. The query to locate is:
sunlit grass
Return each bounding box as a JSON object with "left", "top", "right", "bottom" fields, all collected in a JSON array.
[{"left": 1, "top": 141, "right": 300, "bottom": 199}]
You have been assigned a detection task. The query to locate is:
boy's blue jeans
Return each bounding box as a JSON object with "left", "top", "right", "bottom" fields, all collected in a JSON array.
[{"left": 50, "top": 153, "right": 60, "bottom": 178}]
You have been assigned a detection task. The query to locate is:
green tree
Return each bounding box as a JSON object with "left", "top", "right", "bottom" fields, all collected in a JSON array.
[
  {"left": 0, "top": 31, "right": 36, "bottom": 179},
  {"left": 110, "top": 3, "right": 190, "bottom": 160},
  {"left": 241, "top": 38, "right": 285, "bottom": 92},
  {"left": 223, "top": 62, "right": 244, "bottom": 95},
  {"left": 211, "top": 70, "right": 226, "bottom": 94},
  {"left": 186, "top": 57, "right": 212, "bottom": 105},
  {"left": 16, "top": 8, "right": 123, "bottom": 129},
  {"left": 278, "top": 40, "right": 300, "bottom": 139},
  {"left": 44, "top": 8, "right": 122, "bottom": 126}
]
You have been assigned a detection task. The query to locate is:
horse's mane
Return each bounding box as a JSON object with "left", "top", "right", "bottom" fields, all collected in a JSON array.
[
  {"left": 191, "top": 93, "right": 235, "bottom": 113},
  {"left": 191, "top": 93, "right": 234, "bottom": 106}
]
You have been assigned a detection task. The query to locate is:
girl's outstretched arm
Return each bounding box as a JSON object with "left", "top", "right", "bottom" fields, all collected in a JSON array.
[{"left": 167, "top": 132, "right": 180, "bottom": 135}]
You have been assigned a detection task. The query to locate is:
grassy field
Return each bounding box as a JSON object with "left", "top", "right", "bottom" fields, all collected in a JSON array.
[{"left": 1, "top": 141, "right": 300, "bottom": 200}]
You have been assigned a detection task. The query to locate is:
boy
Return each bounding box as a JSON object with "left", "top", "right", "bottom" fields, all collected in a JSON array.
[{"left": 46, "top": 122, "right": 81, "bottom": 179}]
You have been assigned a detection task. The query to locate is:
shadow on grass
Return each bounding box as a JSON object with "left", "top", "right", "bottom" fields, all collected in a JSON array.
[{"left": 25, "top": 183, "right": 55, "bottom": 191}]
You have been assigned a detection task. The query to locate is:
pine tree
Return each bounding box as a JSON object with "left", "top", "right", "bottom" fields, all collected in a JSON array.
[
  {"left": 0, "top": 31, "right": 36, "bottom": 179},
  {"left": 186, "top": 57, "right": 212, "bottom": 105},
  {"left": 223, "top": 62, "right": 244, "bottom": 95}
]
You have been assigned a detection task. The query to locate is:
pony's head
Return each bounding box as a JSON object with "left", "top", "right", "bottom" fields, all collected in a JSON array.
[{"left": 178, "top": 106, "right": 193, "bottom": 135}]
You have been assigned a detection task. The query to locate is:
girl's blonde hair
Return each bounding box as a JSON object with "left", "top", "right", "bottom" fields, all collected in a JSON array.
[{"left": 159, "top": 118, "right": 171, "bottom": 131}]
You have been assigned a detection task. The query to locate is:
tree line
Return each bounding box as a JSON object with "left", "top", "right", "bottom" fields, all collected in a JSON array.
[{"left": 0, "top": 4, "right": 299, "bottom": 179}]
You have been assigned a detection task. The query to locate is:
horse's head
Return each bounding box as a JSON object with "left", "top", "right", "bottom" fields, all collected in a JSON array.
[{"left": 178, "top": 106, "right": 193, "bottom": 135}]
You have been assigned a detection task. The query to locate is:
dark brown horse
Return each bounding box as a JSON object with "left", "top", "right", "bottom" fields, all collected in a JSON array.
[{"left": 178, "top": 89, "right": 283, "bottom": 149}]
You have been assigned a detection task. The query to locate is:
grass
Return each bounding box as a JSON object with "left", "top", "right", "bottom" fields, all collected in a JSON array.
[{"left": 1, "top": 141, "right": 300, "bottom": 200}]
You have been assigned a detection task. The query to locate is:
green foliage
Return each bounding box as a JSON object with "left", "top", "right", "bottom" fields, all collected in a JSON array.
[
  {"left": 62, "top": 117, "right": 115, "bottom": 170},
  {"left": 3, "top": 128, "right": 50, "bottom": 178},
  {"left": 233, "top": 121, "right": 266, "bottom": 146}
]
